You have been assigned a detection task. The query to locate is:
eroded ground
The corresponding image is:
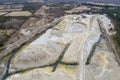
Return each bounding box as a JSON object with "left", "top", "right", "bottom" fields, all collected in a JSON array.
[{"left": 0, "top": 13, "right": 120, "bottom": 80}]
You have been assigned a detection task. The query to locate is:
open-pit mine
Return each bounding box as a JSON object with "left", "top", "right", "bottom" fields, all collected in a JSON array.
[{"left": 0, "top": 11, "right": 120, "bottom": 80}]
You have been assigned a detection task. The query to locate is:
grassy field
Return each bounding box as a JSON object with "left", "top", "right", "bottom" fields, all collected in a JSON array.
[{"left": 5, "top": 11, "right": 32, "bottom": 17}]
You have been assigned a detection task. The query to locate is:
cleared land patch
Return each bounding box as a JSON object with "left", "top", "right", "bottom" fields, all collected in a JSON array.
[
  {"left": 5, "top": 11, "right": 32, "bottom": 17},
  {"left": 0, "top": 12, "right": 8, "bottom": 16}
]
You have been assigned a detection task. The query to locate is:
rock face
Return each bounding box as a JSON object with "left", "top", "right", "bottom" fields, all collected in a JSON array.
[{"left": 1, "top": 14, "right": 120, "bottom": 80}]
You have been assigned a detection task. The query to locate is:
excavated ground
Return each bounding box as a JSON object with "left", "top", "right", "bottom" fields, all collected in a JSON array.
[{"left": 0, "top": 14, "right": 120, "bottom": 80}]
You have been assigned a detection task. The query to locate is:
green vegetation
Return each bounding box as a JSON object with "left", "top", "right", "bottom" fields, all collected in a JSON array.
[
  {"left": 0, "top": 42, "right": 4, "bottom": 47},
  {"left": 22, "top": 3, "right": 42, "bottom": 13},
  {"left": 95, "top": 7, "right": 120, "bottom": 57},
  {"left": 0, "top": 16, "right": 28, "bottom": 23},
  {"left": 82, "top": 3, "right": 116, "bottom": 8},
  {"left": 51, "top": 3, "right": 74, "bottom": 11},
  {"left": 95, "top": 7, "right": 120, "bottom": 47},
  {"left": 80, "top": 3, "right": 120, "bottom": 57},
  {"left": 0, "top": 16, "right": 11, "bottom": 23},
  {"left": 80, "top": 3, "right": 120, "bottom": 54},
  {"left": 0, "top": 33, "right": 10, "bottom": 47}
]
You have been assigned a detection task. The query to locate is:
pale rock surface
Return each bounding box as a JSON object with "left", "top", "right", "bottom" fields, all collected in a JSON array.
[
  {"left": 11, "top": 29, "right": 68, "bottom": 70},
  {"left": 6, "top": 68, "right": 76, "bottom": 80},
  {"left": 5, "top": 14, "right": 120, "bottom": 80}
]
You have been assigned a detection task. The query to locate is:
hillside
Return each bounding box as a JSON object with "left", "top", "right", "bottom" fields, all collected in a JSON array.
[{"left": 0, "top": 0, "right": 120, "bottom": 4}]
